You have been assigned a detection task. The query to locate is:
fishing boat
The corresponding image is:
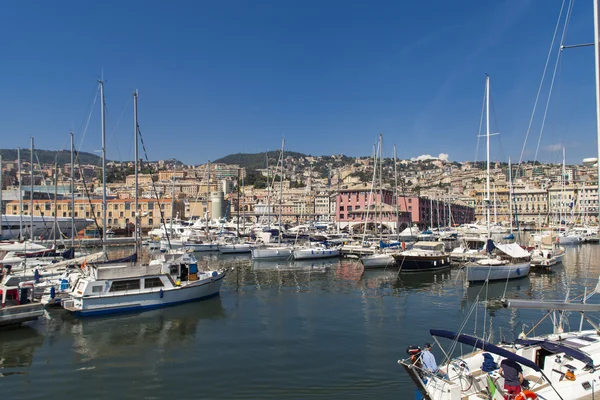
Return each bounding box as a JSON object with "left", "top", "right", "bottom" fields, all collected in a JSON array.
[
  {"left": 391, "top": 241, "right": 450, "bottom": 272},
  {"left": 62, "top": 251, "right": 225, "bottom": 316}
]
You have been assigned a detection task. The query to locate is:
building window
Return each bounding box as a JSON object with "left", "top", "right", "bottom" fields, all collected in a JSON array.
[
  {"left": 109, "top": 279, "right": 140, "bottom": 292},
  {"left": 125, "top": 203, "right": 131, "bottom": 210},
  {"left": 340, "top": 206, "right": 345, "bottom": 211},
  {"left": 347, "top": 206, "right": 353, "bottom": 212}
]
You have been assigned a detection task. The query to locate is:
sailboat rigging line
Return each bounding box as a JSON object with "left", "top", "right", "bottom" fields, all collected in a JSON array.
[
  {"left": 519, "top": 0, "right": 567, "bottom": 165},
  {"left": 137, "top": 127, "right": 171, "bottom": 249},
  {"left": 474, "top": 83, "right": 486, "bottom": 163},
  {"left": 76, "top": 85, "right": 100, "bottom": 153},
  {"left": 33, "top": 151, "right": 67, "bottom": 245},
  {"left": 108, "top": 98, "right": 132, "bottom": 162},
  {"left": 534, "top": 0, "right": 574, "bottom": 162}
]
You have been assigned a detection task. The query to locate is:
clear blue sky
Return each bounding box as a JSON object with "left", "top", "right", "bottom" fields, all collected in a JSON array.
[{"left": 0, "top": 1, "right": 597, "bottom": 165}]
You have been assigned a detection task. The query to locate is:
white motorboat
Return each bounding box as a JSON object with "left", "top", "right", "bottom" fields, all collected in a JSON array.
[
  {"left": 450, "top": 236, "right": 487, "bottom": 263},
  {"left": 62, "top": 251, "right": 225, "bottom": 316},
  {"left": 464, "top": 242, "right": 530, "bottom": 282}
]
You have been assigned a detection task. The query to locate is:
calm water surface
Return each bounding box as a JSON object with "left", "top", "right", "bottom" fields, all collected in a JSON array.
[{"left": 2, "top": 245, "right": 600, "bottom": 399}]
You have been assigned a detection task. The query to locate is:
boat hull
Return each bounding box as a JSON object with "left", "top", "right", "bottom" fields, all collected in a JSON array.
[
  {"left": 218, "top": 244, "right": 252, "bottom": 253},
  {"left": 251, "top": 247, "right": 293, "bottom": 260},
  {"left": 66, "top": 274, "right": 225, "bottom": 317},
  {"left": 465, "top": 261, "right": 530, "bottom": 282},
  {"left": 392, "top": 254, "right": 451, "bottom": 272},
  {"left": 293, "top": 248, "right": 340, "bottom": 260},
  {"left": 360, "top": 254, "right": 396, "bottom": 268}
]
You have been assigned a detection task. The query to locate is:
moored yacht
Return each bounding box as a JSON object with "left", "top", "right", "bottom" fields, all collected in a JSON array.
[
  {"left": 62, "top": 251, "right": 225, "bottom": 316},
  {"left": 391, "top": 241, "right": 450, "bottom": 272}
]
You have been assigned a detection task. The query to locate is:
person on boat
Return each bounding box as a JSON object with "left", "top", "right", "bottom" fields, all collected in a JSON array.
[
  {"left": 421, "top": 343, "right": 448, "bottom": 379},
  {"left": 499, "top": 358, "right": 524, "bottom": 399}
]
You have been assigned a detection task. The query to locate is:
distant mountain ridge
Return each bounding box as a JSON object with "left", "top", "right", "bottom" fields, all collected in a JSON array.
[
  {"left": 213, "top": 151, "right": 309, "bottom": 170},
  {"left": 0, "top": 149, "right": 103, "bottom": 166}
]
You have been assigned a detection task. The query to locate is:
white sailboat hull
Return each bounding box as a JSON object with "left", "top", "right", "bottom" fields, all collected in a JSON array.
[
  {"left": 293, "top": 248, "right": 340, "bottom": 260},
  {"left": 251, "top": 246, "right": 293, "bottom": 260},
  {"left": 465, "top": 261, "right": 530, "bottom": 282},
  {"left": 360, "top": 253, "right": 396, "bottom": 268},
  {"left": 218, "top": 244, "right": 252, "bottom": 253}
]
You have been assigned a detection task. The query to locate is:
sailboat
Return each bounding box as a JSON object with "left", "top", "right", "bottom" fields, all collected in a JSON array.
[
  {"left": 399, "top": 3, "right": 600, "bottom": 397},
  {"left": 252, "top": 140, "right": 294, "bottom": 260},
  {"left": 463, "top": 77, "right": 531, "bottom": 283},
  {"left": 361, "top": 136, "right": 398, "bottom": 269}
]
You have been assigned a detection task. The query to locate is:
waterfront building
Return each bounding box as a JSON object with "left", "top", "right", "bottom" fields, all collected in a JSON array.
[{"left": 4, "top": 198, "right": 185, "bottom": 231}]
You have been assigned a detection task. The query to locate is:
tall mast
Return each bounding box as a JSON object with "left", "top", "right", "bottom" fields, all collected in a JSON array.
[
  {"left": 378, "top": 134, "right": 383, "bottom": 240},
  {"left": 508, "top": 157, "right": 513, "bottom": 233},
  {"left": 237, "top": 168, "right": 241, "bottom": 237},
  {"left": 70, "top": 132, "right": 75, "bottom": 250},
  {"left": 430, "top": 198, "right": 433, "bottom": 229},
  {"left": 170, "top": 164, "right": 176, "bottom": 249},
  {"left": 265, "top": 153, "right": 270, "bottom": 227},
  {"left": 594, "top": 0, "right": 600, "bottom": 226},
  {"left": 486, "top": 75, "right": 491, "bottom": 237},
  {"left": 53, "top": 161, "right": 58, "bottom": 247},
  {"left": 18, "top": 147, "right": 22, "bottom": 239},
  {"left": 278, "top": 139, "right": 284, "bottom": 245},
  {"left": 133, "top": 90, "right": 139, "bottom": 254},
  {"left": 30, "top": 136, "right": 34, "bottom": 239},
  {"left": 99, "top": 79, "right": 107, "bottom": 255},
  {"left": 0, "top": 154, "right": 3, "bottom": 240},
  {"left": 393, "top": 144, "right": 399, "bottom": 240},
  {"left": 206, "top": 160, "right": 210, "bottom": 233}
]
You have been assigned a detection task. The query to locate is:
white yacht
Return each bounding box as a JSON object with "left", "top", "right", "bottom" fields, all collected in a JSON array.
[{"left": 62, "top": 251, "right": 225, "bottom": 316}]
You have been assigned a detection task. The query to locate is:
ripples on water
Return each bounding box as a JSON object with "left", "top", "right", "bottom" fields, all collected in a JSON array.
[{"left": 2, "top": 245, "right": 600, "bottom": 399}]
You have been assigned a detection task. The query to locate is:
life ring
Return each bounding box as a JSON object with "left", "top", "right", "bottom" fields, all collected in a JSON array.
[{"left": 515, "top": 391, "right": 538, "bottom": 400}]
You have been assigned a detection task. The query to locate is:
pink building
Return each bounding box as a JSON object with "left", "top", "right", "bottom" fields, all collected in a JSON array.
[{"left": 336, "top": 186, "right": 474, "bottom": 230}]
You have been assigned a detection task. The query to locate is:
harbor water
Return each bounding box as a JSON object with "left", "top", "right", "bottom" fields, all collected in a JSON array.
[{"left": 2, "top": 245, "right": 600, "bottom": 399}]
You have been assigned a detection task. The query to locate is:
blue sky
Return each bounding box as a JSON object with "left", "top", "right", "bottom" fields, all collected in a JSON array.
[{"left": 0, "top": 1, "right": 597, "bottom": 165}]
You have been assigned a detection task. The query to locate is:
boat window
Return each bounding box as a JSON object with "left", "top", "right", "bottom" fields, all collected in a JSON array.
[
  {"left": 144, "top": 277, "right": 164, "bottom": 288},
  {"left": 91, "top": 285, "right": 103, "bottom": 293},
  {"left": 169, "top": 265, "right": 178, "bottom": 275},
  {"left": 109, "top": 279, "right": 141, "bottom": 292}
]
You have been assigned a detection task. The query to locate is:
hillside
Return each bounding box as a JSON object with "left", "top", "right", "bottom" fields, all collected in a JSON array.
[
  {"left": 213, "top": 150, "right": 309, "bottom": 170},
  {"left": 0, "top": 149, "right": 103, "bottom": 166}
]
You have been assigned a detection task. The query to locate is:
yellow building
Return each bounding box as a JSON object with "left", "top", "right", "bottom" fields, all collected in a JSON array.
[{"left": 5, "top": 198, "right": 185, "bottom": 230}]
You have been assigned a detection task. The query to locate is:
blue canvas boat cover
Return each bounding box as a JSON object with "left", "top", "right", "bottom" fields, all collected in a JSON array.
[{"left": 430, "top": 329, "right": 540, "bottom": 371}]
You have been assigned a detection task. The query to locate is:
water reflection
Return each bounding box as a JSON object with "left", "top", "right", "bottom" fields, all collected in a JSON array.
[
  {"left": 0, "top": 326, "right": 44, "bottom": 377},
  {"left": 62, "top": 297, "right": 226, "bottom": 363}
]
